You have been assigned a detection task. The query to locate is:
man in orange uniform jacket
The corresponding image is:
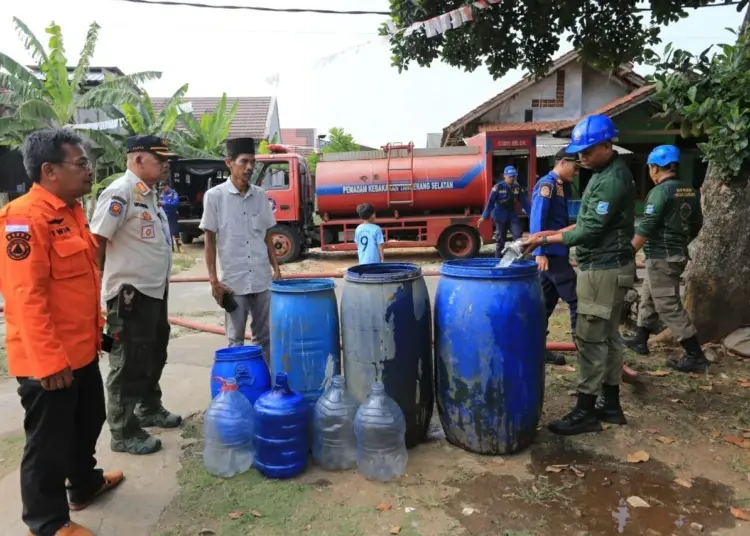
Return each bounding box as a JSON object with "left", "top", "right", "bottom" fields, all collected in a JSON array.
[{"left": 0, "top": 129, "right": 124, "bottom": 536}]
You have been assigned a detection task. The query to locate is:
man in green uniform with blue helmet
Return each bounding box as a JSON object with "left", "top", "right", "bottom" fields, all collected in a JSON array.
[
  {"left": 623, "top": 145, "right": 707, "bottom": 372},
  {"left": 524, "top": 114, "right": 636, "bottom": 436}
]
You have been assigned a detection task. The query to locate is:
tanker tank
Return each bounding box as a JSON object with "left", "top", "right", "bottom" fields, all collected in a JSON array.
[{"left": 315, "top": 146, "right": 491, "bottom": 218}]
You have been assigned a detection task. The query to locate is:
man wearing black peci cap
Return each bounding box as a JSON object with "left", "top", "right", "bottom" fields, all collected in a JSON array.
[
  {"left": 200, "top": 137, "right": 282, "bottom": 362},
  {"left": 90, "top": 135, "right": 182, "bottom": 456}
]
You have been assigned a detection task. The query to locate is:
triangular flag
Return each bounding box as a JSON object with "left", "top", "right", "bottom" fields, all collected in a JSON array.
[
  {"left": 385, "top": 20, "right": 397, "bottom": 36},
  {"left": 460, "top": 5, "right": 474, "bottom": 22},
  {"left": 474, "top": 0, "right": 489, "bottom": 8},
  {"left": 424, "top": 19, "right": 438, "bottom": 37},
  {"left": 488, "top": 0, "right": 501, "bottom": 4},
  {"left": 439, "top": 13, "right": 453, "bottom": 32},
  {"left": 449, "top": 9, "right": 463, "bottom": 29}
]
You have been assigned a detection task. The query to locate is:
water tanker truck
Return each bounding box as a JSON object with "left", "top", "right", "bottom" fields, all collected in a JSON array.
[{"left": 171, "top": 130, "right": 539, "bottom": 263}]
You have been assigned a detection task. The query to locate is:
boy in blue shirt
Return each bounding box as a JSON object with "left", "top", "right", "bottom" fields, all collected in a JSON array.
[{"left": 354, "top": 203, "right": 384, "bottom": 264}]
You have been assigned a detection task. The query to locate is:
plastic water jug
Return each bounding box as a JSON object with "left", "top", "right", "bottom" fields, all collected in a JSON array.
[
  {"left": 312, "top": 375, "right": 358, "bottom": 470},
  {"left": 203, "top": 377, "right": 254, "bottom": 478},
  {"left": 354, "top": 381, "right": 408, "bottom": 481},
  {"left": 253, "top": 372, "right": 309, "bottom": 479}
]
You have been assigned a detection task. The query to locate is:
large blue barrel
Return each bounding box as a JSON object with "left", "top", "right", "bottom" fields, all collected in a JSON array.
[
  {"left": 435, "top": 259, "right": 546, "bottom": 455},
  {"left": 270, "top": 278, "right": 341, "bottom": 415},
  {"left": 341, "top": 263, "right": 433, "bottom": 448},
  {"left": 211, "top": 346, "right": 271, "bottom": 405}
]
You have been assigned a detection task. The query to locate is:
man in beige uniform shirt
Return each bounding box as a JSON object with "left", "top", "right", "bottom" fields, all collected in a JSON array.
[{"left": 91, "top": 135, "right": 182, "bottom": 455}]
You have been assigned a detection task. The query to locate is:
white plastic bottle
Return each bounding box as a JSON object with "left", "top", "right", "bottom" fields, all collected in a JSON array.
[
  {"left": 203, "top": 377, "right": 254, "bottom": 478},
  {"left": 312, "top": 375, "right": 358, "bottom": 470}
]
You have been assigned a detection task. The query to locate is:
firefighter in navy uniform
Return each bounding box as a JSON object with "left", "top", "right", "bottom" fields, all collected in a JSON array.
[
  {"left": 530, "top": 149, "right": 579, "bottom": 365},
  {"left": 477, "top": 165, "right": 530, "bottom": 256}
]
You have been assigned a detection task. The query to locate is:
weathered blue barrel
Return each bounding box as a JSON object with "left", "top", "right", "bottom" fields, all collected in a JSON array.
[
  {"left": 270, "top": 279, "right": 341, "bottom": 415},
  {"left": 341, "top": 263, "right": 433, "bottom": 448},
  {"left": 435, "top": 259, "right": 546, "bottom": 455}
]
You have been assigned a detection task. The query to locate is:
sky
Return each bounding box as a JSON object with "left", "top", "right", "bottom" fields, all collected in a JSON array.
[{"left": 0, "top": 0, "right": 745, "bottom": 148}]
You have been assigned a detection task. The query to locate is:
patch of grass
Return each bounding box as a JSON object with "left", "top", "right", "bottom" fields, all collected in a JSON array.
[
  {"left": 0, "top": 345, "right": 7, "bottom": 378},
  {"left": 729, "top": 456, "right": 749, "bottom": 474},
  {"left": 512, "top": 477, "right": 571, "bottom": 506},
  {"left": 171, "top": 253, "right": 197, "bottom": 275},
  {"left": 158, "top": 420, "right": 387, "bottom": 536},
  {"left": 0, "top": 433, "right": 25, "bottom": 478}
]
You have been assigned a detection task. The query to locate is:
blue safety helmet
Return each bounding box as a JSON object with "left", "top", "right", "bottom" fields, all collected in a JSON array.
[
  {"left": 566, "top": 114, "right": 619, "bottom": 154},
  {"left": 503, "top": 165, "right": 518, "bottom": 177},
  {"left": 647, "top": 145, "right": 680, "bottom": 167}
]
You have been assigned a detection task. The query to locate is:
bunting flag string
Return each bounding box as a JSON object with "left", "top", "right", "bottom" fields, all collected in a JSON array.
[{"left": 387, "top": 0, "right": 499, "bottom": 40}]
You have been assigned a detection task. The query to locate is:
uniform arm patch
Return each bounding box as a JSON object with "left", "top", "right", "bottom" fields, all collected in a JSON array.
[
  {"left": 109, "top": 200, "right": 124, "bottom": 217},
  {"left": 595, "top": 201, "right": 609, "bottom": 215},
  {"left": 540, "top": 185, "right": 552, "bottom": 199}
]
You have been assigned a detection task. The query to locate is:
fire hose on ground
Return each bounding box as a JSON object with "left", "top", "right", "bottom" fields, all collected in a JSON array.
[{"left": 0, "top": 267, "right": 641, "bottom": 382}]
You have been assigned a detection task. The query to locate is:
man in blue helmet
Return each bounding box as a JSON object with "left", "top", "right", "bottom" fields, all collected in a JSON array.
[
  {"left": 624, "top": 145, "right": 706, "bottom": 372},
  {"left": 477, "top": 165, "right": 530, "bottom": 257},
  {"left": 523, "top": 114, "right": 636, "bottom": 436},
  {"left": 530, "top": 148, "right": 579, "bottom": 366}
]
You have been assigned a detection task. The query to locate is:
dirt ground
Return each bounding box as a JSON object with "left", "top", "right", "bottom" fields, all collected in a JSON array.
[{"left": 156, "top": 294, "right": 750, "bottom": 536}]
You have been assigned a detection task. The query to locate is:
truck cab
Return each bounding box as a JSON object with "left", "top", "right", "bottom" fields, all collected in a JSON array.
[{"left": 168, "top": 148, "right": 316, "bottom": 263}]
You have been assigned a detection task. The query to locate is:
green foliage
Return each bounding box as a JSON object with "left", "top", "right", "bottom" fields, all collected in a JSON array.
[
  {"left": 257, "top": 139, "right": 270, "bottom": 154},
  {"left": 170, "top": 93, "right": 239, "bottom": 158},
  {"left": 0, "top": 17, "right": 161, "bottom": 142},
  {"left": 650, "top": 27, "right": 750, "bottom": 183},
  {"left": 384, "top": 0, "right": 748, "bottom": 79},
  {"left": 306, "top": 127, "right": 360, "bottom": 173},
  {"left": 106, "top": 84, "right": 189, "bottom": 136}
]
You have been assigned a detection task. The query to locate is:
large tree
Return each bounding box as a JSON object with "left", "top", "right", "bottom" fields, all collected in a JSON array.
[{"left": 386, "top": 1, "right": 750, "bottom": 342}]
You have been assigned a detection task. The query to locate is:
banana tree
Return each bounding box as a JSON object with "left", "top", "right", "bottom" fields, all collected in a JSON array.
[
  {"left": 0, "top": 17, "right": 160, "bottom": 158},
  {"left": 103, "top": 84, "right": 189, "bottom": 137},
  {"left": 169, "top": 93, "right": 239, "bottom": 158}
]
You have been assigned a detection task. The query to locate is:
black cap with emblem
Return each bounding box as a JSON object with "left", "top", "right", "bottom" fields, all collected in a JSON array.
[
  {"left": 126, "top": 135, "right": 178, "bottom": 158},
  {"left": 555, "top": 147, "right": 579, "bottom": 163},
  {"left": 226, "top": 137, "right": 256, "bottom": 160}
]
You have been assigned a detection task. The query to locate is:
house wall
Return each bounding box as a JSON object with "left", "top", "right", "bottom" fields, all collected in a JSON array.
[
  {"left": 581, "top": 66, "right": 629, "bottom": 114},
  {"left": 477, "top": 63, "right": 633, "bottom": 126}
]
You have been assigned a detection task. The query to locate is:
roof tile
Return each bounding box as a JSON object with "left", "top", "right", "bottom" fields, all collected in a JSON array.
[{"left": 152, "top": 96, "right": 273, "bottom": 140}]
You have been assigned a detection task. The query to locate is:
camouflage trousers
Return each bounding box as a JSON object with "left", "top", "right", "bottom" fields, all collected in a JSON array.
[
  {"left": 105, "top": 286, "right": 170, "bottom": 440},
  {"left": 637, "top": 256, "right": 696, "bottom": 341},
  {"left": 575, "top": 263, "right": 636, "bottom": 395}
]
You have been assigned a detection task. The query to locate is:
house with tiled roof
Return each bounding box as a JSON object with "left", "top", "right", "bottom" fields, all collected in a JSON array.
[
  {"left": 281, "top": 128, "right": 317, "bottom": 156},
  {"left": 152, "top": 96, "right": 281, "bottom": 149},
  {"left": 441, "top": 51, "right": 706, "bottom": 210}
]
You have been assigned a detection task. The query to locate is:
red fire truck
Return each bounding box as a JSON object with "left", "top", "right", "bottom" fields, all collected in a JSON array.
[{"left": 171, "top": 131, "right": 538, "bottom": 264}]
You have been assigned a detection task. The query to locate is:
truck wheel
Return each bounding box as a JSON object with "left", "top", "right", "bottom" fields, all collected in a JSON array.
[
  {"left": 180, "top": 232, "right": 194, "bottom": 245},
  {"left": 438, "top": 226, "right": 480, "bottom": 260},
  {"left": 270, "top": 225, "right": 301, "bottom": 264}
]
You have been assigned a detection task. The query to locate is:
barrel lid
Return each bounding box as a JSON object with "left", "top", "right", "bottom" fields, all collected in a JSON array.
[
  {"left": 345, "top": 262, "right": 422, "bottom": 284},
  {"left": 271, "top": 278, "right": 335, "bottom": 293},
  {"left": 214, "top": 345, "right": 264, "bottom": 362},
  {"left": 440, "top": 258, "right": 538, "bottom": 279}
]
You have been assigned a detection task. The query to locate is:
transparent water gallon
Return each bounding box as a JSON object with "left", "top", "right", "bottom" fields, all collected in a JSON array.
[
  {"left": 203, "top": 377, "right": 254, "bottom": 478},
  {"left": 354, "top": 381, "right": 408, "bottom": 481},
  {"left": 312, "top": 375, "right": 358, "bottom": 470}
]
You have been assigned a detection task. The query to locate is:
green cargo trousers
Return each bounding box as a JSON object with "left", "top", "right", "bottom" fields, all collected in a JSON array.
[
  {"left": 637, "top": 256, "right": 696, "bottom": 341},
  {"left": 105, "top": 286, "right": 170, "bottom": 440},
  {"left": 575, "top": 263, "right": 636, "bottom": 395}
]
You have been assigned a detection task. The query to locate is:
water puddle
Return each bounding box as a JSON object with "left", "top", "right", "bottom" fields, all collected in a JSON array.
[{"left": 447, "top": 439, "right": 737, "bottom": 535}]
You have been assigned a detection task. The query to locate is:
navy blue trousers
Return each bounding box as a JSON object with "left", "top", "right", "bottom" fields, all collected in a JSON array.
[
  {"left": 494, "top": 218, "right": 523, "bottom": 257},
  {"left": 540, "top": 255, "right": 578, "bottom": 340}
]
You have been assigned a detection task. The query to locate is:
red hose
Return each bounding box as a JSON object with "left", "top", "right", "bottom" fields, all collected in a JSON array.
[{"left": 168, "top": 262, "right": 645, "bottom": 284}]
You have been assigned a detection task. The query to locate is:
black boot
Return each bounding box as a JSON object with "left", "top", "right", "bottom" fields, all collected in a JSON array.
[
  {"left": 545, "top": 350, "right": 567, "bottom": 366},
  {"left": 594, "top": 384, "right": 627, "bottom": 425},
  {"left": 623, "top": 326, "right": 650, "bottom": 355},
  {"left": 548, "top": 393, "right": 603, "bottom": 436},
  {"left": 667, "top": 336, "right": 709, "bottom": 373}
]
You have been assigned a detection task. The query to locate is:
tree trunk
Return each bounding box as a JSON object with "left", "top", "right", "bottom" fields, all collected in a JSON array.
[{"left": 684, "top": 165, "right": 750, "bottom": 343}]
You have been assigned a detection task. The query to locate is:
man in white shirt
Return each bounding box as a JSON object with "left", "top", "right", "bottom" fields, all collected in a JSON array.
[
  {"left": 200, "top": 137, "right": 282, "bottom": 363},
  {"left": 91, "top": 135, "right": 181, "bottom": 456}
]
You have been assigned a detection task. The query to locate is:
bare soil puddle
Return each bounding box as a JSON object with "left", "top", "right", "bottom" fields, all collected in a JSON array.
[{"left": 447, "top": 437, "right": 737, "bottom": 535}]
